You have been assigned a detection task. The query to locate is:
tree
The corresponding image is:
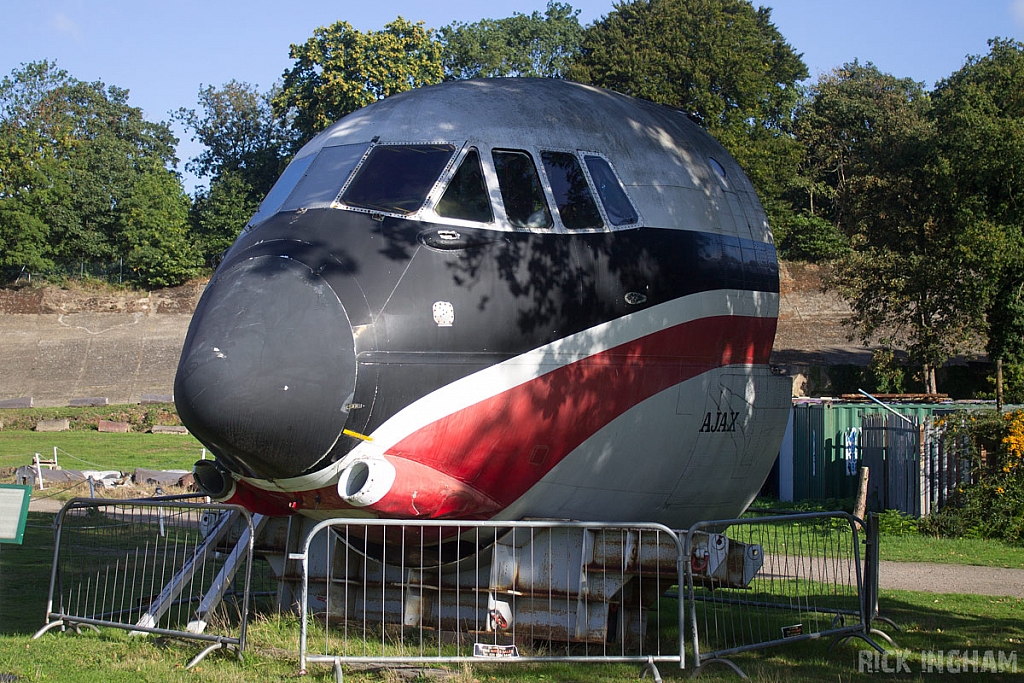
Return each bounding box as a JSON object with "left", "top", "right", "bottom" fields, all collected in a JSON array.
[
  {"left": 567, "top": 0, "right": 807, "bottom": 231},
  {"left": 928, "top": 39, "right": 1024, "bottom": 366},
  {"left": 175, "top": 80, "right": 293, "bottom": 198},
  {"left": 794, "top": 62, "right": 931, "bottom": 235},
  {"left": 175, "top": 81, "right": 294, "bottom": 264},
  {"left": 189, "top": 170, "right": 261, "bottom": 265},
  {"left": 59, "top": 78, "right": 178, "bottom": 264},
  {"left": 806, "top": 62, "right": 1001, "bottom": 392},
  {"left": 115, "top": 164, "right": 200, "bottom": 288},
  {"left": 274, "top": 17, "right": 444, "bottom": 146},
  {"left": 0, "top": 61, "right": 187, "bottom": 285},
  {"left": 0, "top": 124, "right": 61, "bottom": 274},
  {"left": 439, "top": 1, "right": 584, "bottom": 79},
  {"left": 0, "top": 61, "right": 73, "bottom": 274}
]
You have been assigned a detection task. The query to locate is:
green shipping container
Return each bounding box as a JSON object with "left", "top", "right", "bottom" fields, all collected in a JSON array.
[{"left": 789, "top": 401, "right": 960, "bottom": 502}]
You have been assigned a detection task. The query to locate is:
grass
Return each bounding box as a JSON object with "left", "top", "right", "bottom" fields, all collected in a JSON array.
[
  {"left": 0, "top": 431, "right": 207, "bottom": 505},
  {"left": 0, "top": 403, "right": 182, "bottom": 432},
  {"left": 879, "top": 534, "right": 1024, "bottom": 569},
  {"left": 0, "top": 405, "right": 200, "bottom": 480},
  {"left": 0, "top": 431, "right": 205, "bottom": 473}
]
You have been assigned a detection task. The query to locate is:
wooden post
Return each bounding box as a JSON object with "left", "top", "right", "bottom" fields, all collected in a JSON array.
[
  {"left": 854, "top": 465, "right": 870, "bottom": 520},
  {"left": 997, "top": 359, "right": 1004, "bottom": 413},
  {"left": 918, "top": 423, "right": 927, "bottom": 517}
]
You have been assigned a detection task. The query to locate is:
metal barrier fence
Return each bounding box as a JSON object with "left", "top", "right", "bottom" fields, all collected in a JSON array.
[
  {"left": 32, "top": 497, "right": 256, "bottom": 668},
  {"left": 296, "top": 520, "right": 686, "bottom": 681},
  {"left": 32, "top": 502, "right": 889, "bottom": 678},
  {"left": 683, "top": 511, "right": 885, "bottom": 677}
]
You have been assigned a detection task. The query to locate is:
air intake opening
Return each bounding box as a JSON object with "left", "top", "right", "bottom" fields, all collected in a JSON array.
[
  {"left": 340, "top": 461, "right": 370, "bottom": 497},
  {"left": 193, "top": 460, "right": 233, "bottom": 499}
]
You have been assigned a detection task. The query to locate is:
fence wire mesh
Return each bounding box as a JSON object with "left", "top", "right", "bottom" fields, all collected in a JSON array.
[
  {"left": 33, "top": 498, "right": 254, "bottom": 667},
  {"left": 683, "top": 511, "right": 881, "bottom": 675},
  {"left": 297, "top": 519, "right": 685, "bottom": 678}
]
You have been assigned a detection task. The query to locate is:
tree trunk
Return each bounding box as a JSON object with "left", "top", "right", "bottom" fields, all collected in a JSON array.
[{"left": 923, "top": 364, "right": 937, "bottom": 394}]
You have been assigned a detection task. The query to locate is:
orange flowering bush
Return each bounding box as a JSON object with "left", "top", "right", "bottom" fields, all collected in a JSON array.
[{"left": 1002, "top": 409, "right": 1024, "bottom": 470}]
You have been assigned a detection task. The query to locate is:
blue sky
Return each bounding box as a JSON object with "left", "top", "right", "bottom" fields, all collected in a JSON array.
[{"left": 2, "top": 0, "right": 1022, "bottom": 191}]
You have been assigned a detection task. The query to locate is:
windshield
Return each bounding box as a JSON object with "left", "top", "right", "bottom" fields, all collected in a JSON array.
[{"left": 341, "top": 144, "right": 456, "bottom": 215}]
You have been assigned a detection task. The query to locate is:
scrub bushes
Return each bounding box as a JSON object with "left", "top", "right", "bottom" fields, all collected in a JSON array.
[{"left": 921, "top": 409, "right": 1024, "bottom": 545}]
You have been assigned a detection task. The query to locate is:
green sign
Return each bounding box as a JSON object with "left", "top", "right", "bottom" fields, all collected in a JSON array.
[{"left": 0, "top": 484, "right": 32, "bottom": 545}]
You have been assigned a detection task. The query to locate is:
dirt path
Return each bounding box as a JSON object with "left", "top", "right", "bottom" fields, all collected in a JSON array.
[
  {"left": 27, "top": 497, "right": 65, "bottom": 514},
  {"left": 878, "top": 560, "right": 1024, "bottom": 598}
]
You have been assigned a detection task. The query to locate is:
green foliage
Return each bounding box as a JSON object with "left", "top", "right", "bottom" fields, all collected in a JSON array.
[
  {"left": 274, "top": 17, "right": 444, "bottom": 146},
  {"left": 776, "top": 212, "right": 849, "bottom": 261},
  {"left": 920, "top": 410, "right": 1024, "bottom": 546},
  {"left": 975, "top": 362, "right": 1024, "bottom": 404},
  {"left": 115, "top": 166, "right": 200, "bottom": 287},
  {"left": 175, "top": 81, "right": 293, "bottom": 265},
  {"left": 934, "top": 39, "right": 1024, "bottom": 367},
  {"left": 801, "top": 61, "right": 1003, "bottom": 391},
  {"left": 803, "top": 42, "right": 1024, "bottom": 392},
  {"left": 875, "top": 509, "right": 921, "bottom": 536},
  {"left": 174, "top": 80, "right": 293, "bottom": 199},
  {"left": 189, "top": 170, "right": 260, "bottom": 266},
  {"left": 0, "top": 61, "right": 188, "bottom": 287},
  {"left": 921, "top": 480, "right": 1024, "bottom": 545},
  {"left": 866, "top": 348, "right": 908, "bottom": 394},
  {"left": 793, "top": 61, "right": 932, "bottom": 233},
  {"left": 440, "top": 1, "right": 584, "bottom": 79},
  {"left": 0, "top": 62, "right": 70, "bottom": 274},
  {"left": 932, "top": 39, "right": 1024, "bottom": 231},
  {"left": 997, "top": 363, "right": 1024, "bottom": 404},
  {"left": 570, "top": 0, "right": 806, "bottom": 132},
  {"left": 988, "top": 281, "right": 1024, "bottom": 364},
  {"left": 0, "top": 200, "right": 53, "bottom": 274}
]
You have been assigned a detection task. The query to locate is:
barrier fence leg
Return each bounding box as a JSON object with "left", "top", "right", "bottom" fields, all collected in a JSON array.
[
  {"left": 863, "top": 513, "right": 899, "bottom": 645},
  {"left": 641, "top": 655, "right": 662, "bottom": 682}
]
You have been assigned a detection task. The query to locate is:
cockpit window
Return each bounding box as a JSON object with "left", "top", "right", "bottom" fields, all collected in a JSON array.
[
  {"left": 584, "top": 155, "right": 638, "bottom": 226},
  {"left": 435, "top": 149, "right": 492, "bottom": 223},
  {"left": 541, "top": 151, "right": 602, "bottom": 230},
  {"left": 341, "top": 144, "right": 456, "bottom": 215},
  {"left": 282, "top": 143, "right": 369, "bottom": 212},
  {"left": 492, "top": 150, "right": 552, "bottom": 229}
]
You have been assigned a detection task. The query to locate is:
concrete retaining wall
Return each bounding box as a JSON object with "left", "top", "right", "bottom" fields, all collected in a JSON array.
[{"left": 0, "top": 312, "right": 191, "bottom": 407}]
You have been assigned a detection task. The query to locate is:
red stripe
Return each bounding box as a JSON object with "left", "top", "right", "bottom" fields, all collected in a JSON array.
[{"left": 385, "top": 315, "right": 776, "bottom": 511}]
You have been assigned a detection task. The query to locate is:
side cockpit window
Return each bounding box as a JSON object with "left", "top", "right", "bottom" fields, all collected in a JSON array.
[
  {"left": 436, "top": 149, "right": 493, "bottom": 223},
  {"left": 282, "top": 143, "right": 369, "bottom": 212},
  {"left": 541, "top": 151, "right": 603, "bottom": 230},
  {"left": 493, "top": 150, "right": 552, "bottom": 229},
  {"left": 247, "top": 143, "right": 372, "bottom": 229},
  {"left": 584, "top": 155, "right": 638, "bottom": 226},
  {"left": 341, "top": 144, "right": 456, "bottom": 215}
]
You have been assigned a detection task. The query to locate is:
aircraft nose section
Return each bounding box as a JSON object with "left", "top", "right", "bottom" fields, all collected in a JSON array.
[{"left": 174, "top": 253, "right": 356, "bottom": 480}]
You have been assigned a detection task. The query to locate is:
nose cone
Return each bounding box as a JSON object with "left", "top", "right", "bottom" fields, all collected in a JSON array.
[{"left": 175, "top": 254, "right": 356, "bottom": 479}]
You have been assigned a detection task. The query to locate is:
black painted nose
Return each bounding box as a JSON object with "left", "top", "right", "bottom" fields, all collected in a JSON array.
[{"left": 174, "top": 252, "right": 356, "bottom": 480}]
